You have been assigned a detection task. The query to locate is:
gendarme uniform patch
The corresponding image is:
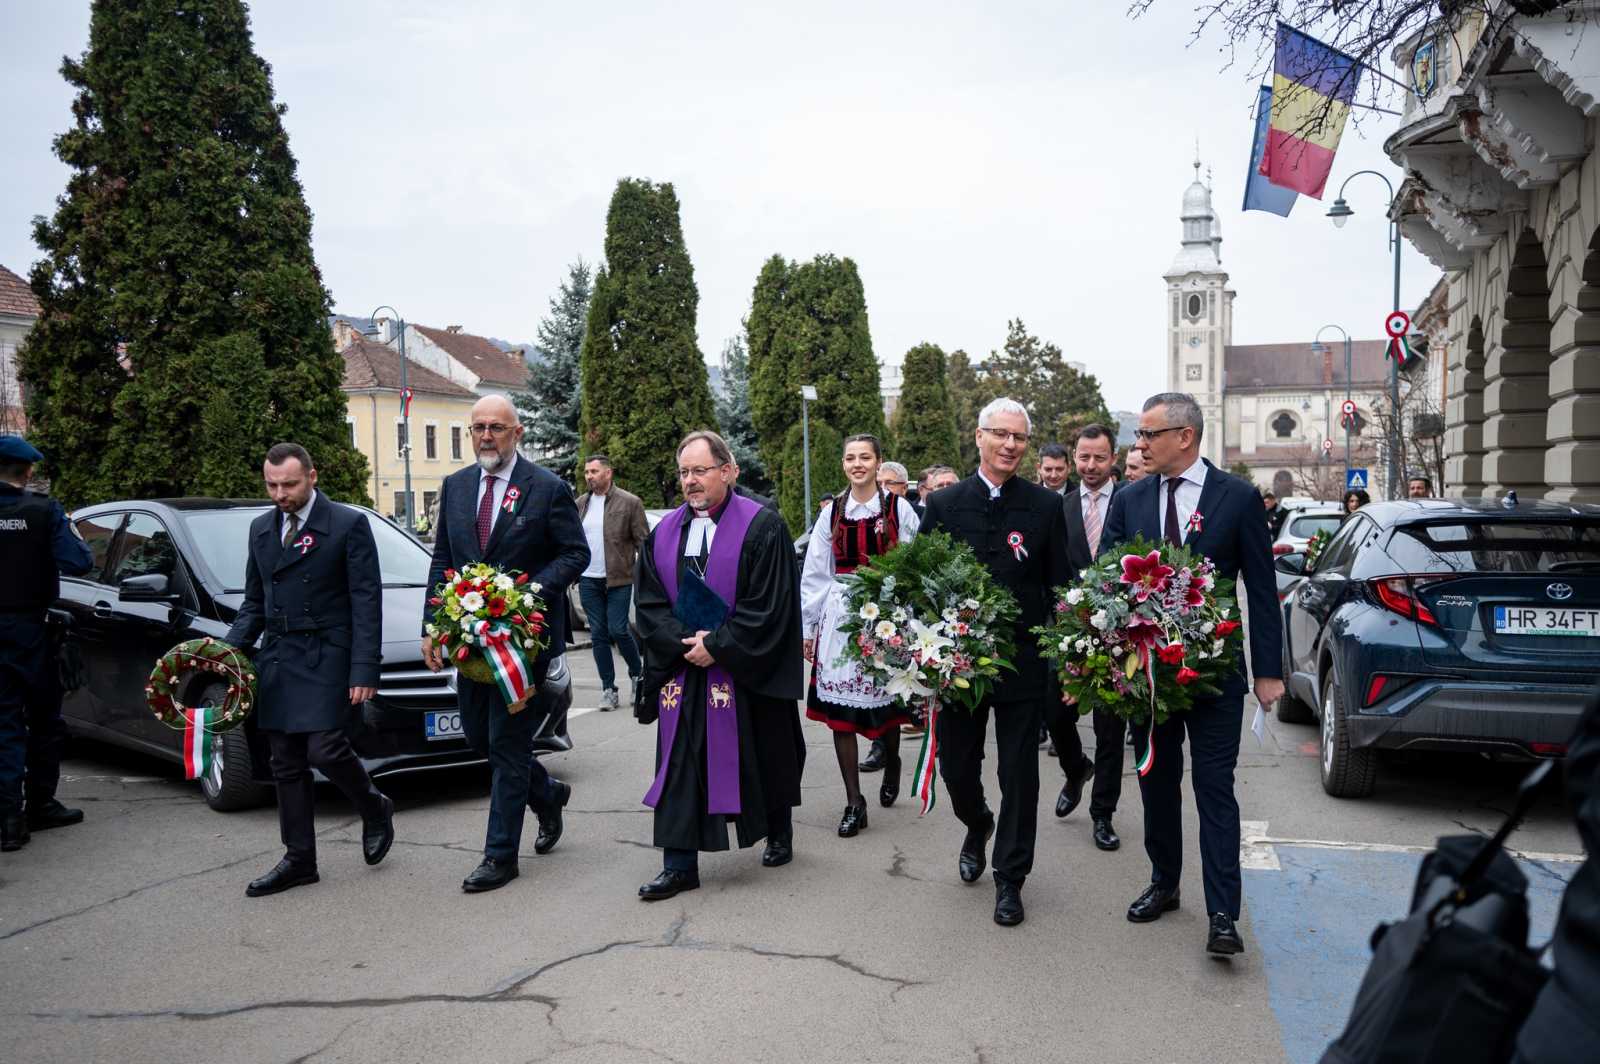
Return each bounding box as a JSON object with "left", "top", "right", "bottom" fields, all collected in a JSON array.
[{"left": 0, "top": 518, "right": 30, "bottom": 531}]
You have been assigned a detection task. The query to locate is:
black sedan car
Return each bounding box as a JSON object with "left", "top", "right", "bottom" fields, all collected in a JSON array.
[
  {"left": 1278, "top": 499, "right": 1600, "bottom": 798},
  {"left": 55, "top": 499, "right": 572, "bottom": 811}
]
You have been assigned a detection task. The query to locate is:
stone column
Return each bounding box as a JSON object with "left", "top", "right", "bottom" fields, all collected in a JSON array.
[
  {"left": 1482, "top": 231, "right": 1553, "bottom": 496},
  {"left": 1445, "top": 316, "right": 1487, "bottom": 496},
  {"left": 1545, "top": 248, "right": 1600, "bottom": 503}
]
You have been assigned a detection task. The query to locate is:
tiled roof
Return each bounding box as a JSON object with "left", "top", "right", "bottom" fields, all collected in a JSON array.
[
  {"left": 341, "top": 337, "right": 476, "bottom": 398},
  {"left": 413, "top": 324, "right": 527, "bottom": 386},
  {"left": 1223, "top": 340, "right": 1389, "bottom": 389},
  {"left": 0, "top": 264, "right": 40, "bottom": 319}
]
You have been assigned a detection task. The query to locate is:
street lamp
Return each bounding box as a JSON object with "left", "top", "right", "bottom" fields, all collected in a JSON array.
[
  {"left": 800, "top": 384, "right": 818, "bottom": 519},
  {"left": 365, "top": 306, "right": 414, "bottom": 532},
  {"left": 1326, "top": 170, "right": 1402, "bottom": 500},
  {"left": 1312, "top": 324, "right": 1354, "bottom": 479}
]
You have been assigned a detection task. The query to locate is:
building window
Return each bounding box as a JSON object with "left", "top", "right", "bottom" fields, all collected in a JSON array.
[
  {"left": 450, "top": 424, "right": 463, "bottom": 461},
  {"left": 1186, "top": 293, "right": 1203, "bottom": 320},
  {"left": 346, "top": 416, "right": 357, "bottom": 447},
  {"left": 425, "top": 423, "right": 437, "bottom": 460},
  {"left": 1270, "top": 412, "right": 1297, "bottom": 439},
  {"left": 423, "top": 490, "right": 438, "bottom": 523},
  {"left": 392, "top": 491, "right": 411, "bottom": 521},
  {"left": 395, "top": 420, "right": 407, "bottom": 458}
]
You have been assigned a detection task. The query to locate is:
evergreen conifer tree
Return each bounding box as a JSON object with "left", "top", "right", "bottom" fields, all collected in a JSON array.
[
  {"left": 947, "top": 348, "right": 993, "bottom": 474},
  {"left": 714, "top": 336, "right": 771, "bottom": 495},
  {"left": 982, "top": 319, "right": 1115, "bottom": 448},
  {"left": 19, "top": 0, "right": 367, "bottom": 506},
  {"left": 517, "top": 258, "right": 590, "bottom": 483},
  {"left": 743, "top": 253, "right": 883, "bottom": 531},
  {"left": 889, "top": 342, "right": 960, "bottom": 476},
  {"left": 579, "top": 179, "right": 717, "bottom": 507}
]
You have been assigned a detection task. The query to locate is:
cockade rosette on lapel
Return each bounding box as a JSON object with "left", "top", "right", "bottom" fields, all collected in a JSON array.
[
  {"left": 835, "top": 531, "right": 1018, "bottom": 813},
  {"left": 426, "top": 562, "right": 549, "bottom": 707},
  {"left": 1035, "top": 535, "right": 1243, "bottom": 772}
]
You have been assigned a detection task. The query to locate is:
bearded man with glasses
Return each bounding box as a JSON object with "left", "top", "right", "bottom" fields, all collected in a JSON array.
[{"left": 422, "top": 394, "right": 589, "bottom": 893}]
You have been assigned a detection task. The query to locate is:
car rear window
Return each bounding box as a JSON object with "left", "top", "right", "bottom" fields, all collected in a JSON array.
[
  {"left": 1388, "top": 520, "right": 1600, "bottom": 573},
  {"left": 1287, "top": 514, "right": 1342, "bottom": 539}
]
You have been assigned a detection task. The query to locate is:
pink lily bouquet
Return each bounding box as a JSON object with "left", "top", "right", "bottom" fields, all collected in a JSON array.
[{"left": 1035, "top": 535, "right": 1243, "bottom": 737}]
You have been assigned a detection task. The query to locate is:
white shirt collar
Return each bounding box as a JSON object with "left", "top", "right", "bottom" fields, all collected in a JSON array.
[
  {"left": 1079, "top": 480, "right": 1112, "bottom": 501},
  {"left": 1161, "top": 456, "right": 1207, "bottom": 490},
  {"left": 842, "top": 492, "right": 884, "bottom": 517},
  {"left": 284, "top": 490, "right": 315, "bottom": 528},
  {"left": 977, "top": 469, "right": 1005, "bottom": 498}
]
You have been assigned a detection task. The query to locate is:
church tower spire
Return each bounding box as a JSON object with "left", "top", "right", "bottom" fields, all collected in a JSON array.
[{"left": 1163, "top": 152, "right": 1232, "bottom": 466}]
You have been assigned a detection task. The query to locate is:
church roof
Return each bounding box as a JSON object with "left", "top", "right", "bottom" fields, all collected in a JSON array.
[
  {"left": 1223, "top": 340, "right": 1390, "bottom": 389},
  {"left": 0, "top": 264, "right": 40, "bottom": 319}
]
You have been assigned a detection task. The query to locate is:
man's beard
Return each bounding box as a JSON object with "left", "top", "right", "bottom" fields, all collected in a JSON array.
[{"left": 477, "top": 449, "right": 512, "bottom": 474}]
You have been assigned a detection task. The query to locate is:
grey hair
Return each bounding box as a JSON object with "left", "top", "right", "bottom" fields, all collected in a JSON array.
[
  {"left": 879, "top": 461, "right": 908, "bottom": 480},
  {"left": 977, "top": 396, "right": 1032, "bottom": 434},
  {"left": 1142, "top": 392, "right": 1204, "bottom": 443}
]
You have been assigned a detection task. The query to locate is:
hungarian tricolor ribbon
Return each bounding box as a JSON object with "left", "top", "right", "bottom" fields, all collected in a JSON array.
[
  {"left": 502, "top": 486, "right": 521, "bottom": 514},
  {"left": 1385, "top": 310, "right": 1413, "bottom": 366},
  {"left": 472, "top": 618, "right": 535, "bottom": 707},
  {"left": 911, "top": 697, "right": 940, "bottom": 816},
  {"left": 400, "top": 386, "right": 414, "bottom": 417},
  {"left": 1007, "top": 531, "right": 1028, "bottom": 562},
  {"left": 1135, "top": 645, "right": 1159, "bottom": 778},
  {"left": 182, "top": 704, "right": 215, "bottom": 780},
  {"left": 294, "top": 533, "right": 315, "bottom": 556}
]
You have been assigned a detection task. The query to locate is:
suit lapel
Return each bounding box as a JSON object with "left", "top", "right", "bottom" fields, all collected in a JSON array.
[
  {"left": 1186, "top": 461, "right": 1226, "bottom": 548},
  {"left": 274, "top": 492, "right": 330, "bottom": 572},
  {"left": 481, "top": 457, "right": 530, "bottom": 560}
]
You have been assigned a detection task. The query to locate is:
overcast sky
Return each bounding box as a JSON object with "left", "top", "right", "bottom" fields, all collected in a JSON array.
[{"left": 0, "top": 1, "right": 1438, "bottom": 414}]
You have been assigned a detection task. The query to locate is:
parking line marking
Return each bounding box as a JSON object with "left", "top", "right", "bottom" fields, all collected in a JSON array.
[{"left": 1241, "top": 820, "right": 1584, "bottom": 866}]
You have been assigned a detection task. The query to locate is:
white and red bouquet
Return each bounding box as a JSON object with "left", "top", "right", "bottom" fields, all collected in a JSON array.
[
  {"left": 1036, "top": 535, "right": 1242, "bottom": 763},
  {"left": 426, "top": 562, "right": 548, "bottom": 709}
]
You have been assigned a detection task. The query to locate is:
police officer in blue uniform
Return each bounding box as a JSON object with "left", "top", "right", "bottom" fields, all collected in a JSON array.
[
  {"left": 225, "top": 442, "right": 395, "bottom": 896},
  {"left": 0, "top": 435, "right": 95, "bottom": 852}
]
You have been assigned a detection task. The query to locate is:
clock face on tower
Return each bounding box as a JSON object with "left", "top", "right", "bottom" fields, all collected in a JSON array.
[
  {"left": 1185, "top": 364, "right": 1203, "bottom": 381},
  {"left": 1187, "top": 337, "right": 1202, "bottom": 348}
]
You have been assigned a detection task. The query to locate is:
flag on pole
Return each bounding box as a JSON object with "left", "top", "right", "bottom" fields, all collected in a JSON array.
[
  {"left": 400, "top": 386, "right": 413, "bottom": 417},
  {"left": 1260, "top": 22, "right": 1362, "bottom": 199},
  {"left": 1243, "top": 84, "right": 1298, "bottom": 217}
]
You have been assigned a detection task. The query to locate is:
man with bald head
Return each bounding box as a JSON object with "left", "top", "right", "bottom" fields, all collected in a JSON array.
[{"left": 423, "top": 394, "right": 590, "bottom": 892}]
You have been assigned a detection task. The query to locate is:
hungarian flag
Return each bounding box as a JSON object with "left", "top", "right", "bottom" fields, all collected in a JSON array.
[{"left": 1259, "top": 23, "right": 1362, "bottom": 199}]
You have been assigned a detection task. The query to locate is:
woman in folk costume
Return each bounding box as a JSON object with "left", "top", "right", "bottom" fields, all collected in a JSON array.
[{"left": 801, "top": 434, "right": 920, "bottom": 837}]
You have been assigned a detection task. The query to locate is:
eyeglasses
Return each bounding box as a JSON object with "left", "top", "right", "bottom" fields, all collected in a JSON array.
[
  {"left": 1133, "top": 426, "right": 1183, "bottom": 442},
  {"left": 979, "top": 427, "right": 1030, "bottom": 446},
  {"left": 677, "top": 464, "right": 728, "bottom": 480},
  {"left": 878, "top": 478, "right": 907, "bottom": 487},
  {"left": 469, "top": 423, "right": 513, "bottom": 436}
]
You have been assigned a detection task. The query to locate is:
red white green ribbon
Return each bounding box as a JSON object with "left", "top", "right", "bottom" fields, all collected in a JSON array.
[
  {"left": 474, "top": 619, "right": 534, "bottom": 705},
  {"left": 182, "top": 705, "right": 214, "bottom": 781},
  {"left": 911, "top": 698, "right": 940, "bottom": 815},
  {"left": 1006, "top": 531, "right": 1028, "bottom": 561},
  {"left": 1135, "top": 647, "right": 1158, "bottom": 778}
]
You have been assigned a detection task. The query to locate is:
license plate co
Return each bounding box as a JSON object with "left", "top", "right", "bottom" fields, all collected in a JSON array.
[
  {"left": 425, "top": 710, "right": 464, "bottom": 740},
  {"left": 1493, "top": 606, "right": 1600, "bottom": 637}
]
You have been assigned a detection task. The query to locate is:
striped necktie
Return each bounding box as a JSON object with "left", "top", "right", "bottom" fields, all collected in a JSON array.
[{"left": 1084, "top": 491, "right": 1103, "bottom": 557}]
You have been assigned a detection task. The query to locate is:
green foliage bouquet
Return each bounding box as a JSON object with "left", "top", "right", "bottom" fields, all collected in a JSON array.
[
  {"left": 426, "top": 563, "right": 549, "bottom": 706},
  {"left": 1304, "top": 527, "right": 1333, "bottom": 570}
]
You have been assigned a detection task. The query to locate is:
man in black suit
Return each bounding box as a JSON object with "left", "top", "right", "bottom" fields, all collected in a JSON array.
[
  {"left": 423, "top": 395, "right": 589, "bottom": 893},
  {"left": 226, "top": 443, "right": 394, "bottom": 897},
  {"left": 1101, "top": 392, "right": 1282, "bottom": 956},
  {"left": 919, "top": 398, "right": 1073, "bottom": 927},
  {"left": 1044, "top": 423, "right": 1128, "bottom": 852}
]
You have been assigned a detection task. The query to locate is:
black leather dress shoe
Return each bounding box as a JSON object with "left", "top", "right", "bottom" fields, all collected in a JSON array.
[
  {"left": 462, "top": 857, "right": 519, "bottom": 893},
  {"left": 638, "top": 868, "right": 700, "bottom": 900},
  {"left": 958, "top": 813, "right": 995, "bottom": 884},
  {"left": 26, "top": 798, "right": 84, "bottom": 832},
  {"left": 1, "top": 812, "right": 29, "bottom": 852},
  {"left": 879, "top": 757, "right": 901, "bottom": 807},
  {"left": 1127, "top": 883, "right": 1181, "bottom": 923},
  {"left": 1055, "top": 755, "right": 1095, "bottom": 818},
  {"left": 246, "top": 858, "right": 319, "bottom": 897},
  {"left": 994, "top": 881, "right": 1025, "bottom": 926},
  {"left": 362, "top": 795, "right": 395, "bottom": 866},
  {"left": 859, "top": 739, "right": 886, "bottom": 773},
  {"left": 838, "top": 800, "right": 868, "bottom": 837},
  {"left": 1206, "top": 912, "right": 1245, "bottom": 956},
  {"left": 533, "top": 779, "right": 570, "bottom": 855},
  {"left": 762, "top": 831, "right": 792, "bottom": 867},
  {"left": 1092, "top": 817, "right": 1121, "bottom": 851}
]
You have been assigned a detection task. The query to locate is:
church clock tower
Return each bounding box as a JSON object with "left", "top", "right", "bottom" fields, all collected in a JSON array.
[{"left": 1163, "top": 156, "right": 1233, "bottom": 467}]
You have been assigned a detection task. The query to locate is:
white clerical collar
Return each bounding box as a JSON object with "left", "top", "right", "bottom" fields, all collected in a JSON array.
[
  {"left": 1161, "top": 456, "right": 1207, "bottom": 491},
  {"left": 684, "top": 511, "right": 715, "bottom": 557}
]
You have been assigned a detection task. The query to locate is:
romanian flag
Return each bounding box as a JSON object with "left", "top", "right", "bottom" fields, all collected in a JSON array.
[{"left": 1260, "top": 23, "right": 1362, "bottom": 199}]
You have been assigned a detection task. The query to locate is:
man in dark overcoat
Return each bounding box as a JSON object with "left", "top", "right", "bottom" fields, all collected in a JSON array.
[
  {"left": 919, "top": 397, "right": 1073, "bottom": 927},
  {"left": 226, "top": 442, "right": 393, "bottom": 897},
  {"left": 423, "top": 395, "right": 588, "bottom": 893}
]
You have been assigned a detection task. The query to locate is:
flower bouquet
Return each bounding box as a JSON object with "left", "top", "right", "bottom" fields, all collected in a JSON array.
[
  {"left": 1035, "top": 535, "right": 1243, "bottom": 776},
  {"left": 1303, "top": 527, "right": 1333, "bottom": 570},
  {"left": 835, "top": 531, "right": 1019, "bottom": 813},
  {"left": 426, "top": 562, "right": 548, "bottom": 710}
]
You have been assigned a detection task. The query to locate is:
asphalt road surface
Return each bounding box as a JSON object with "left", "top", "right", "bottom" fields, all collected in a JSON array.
[{"left": 0, "top": 651, "right": 1584, "bottom": 1064}]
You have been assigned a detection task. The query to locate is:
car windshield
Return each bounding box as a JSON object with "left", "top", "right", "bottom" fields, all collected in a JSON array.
[
  {"left": 182, "top": 507, "right": 434, "bottom": 591},
  {"left": 1388, "top": 519, "right": 1600, "bottom": 573},
  {"left": 1287, "top": 514, "right": 1342, "bottom": 540}
]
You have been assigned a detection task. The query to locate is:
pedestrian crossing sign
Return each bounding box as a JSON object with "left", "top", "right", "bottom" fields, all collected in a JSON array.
[{"left": 1346, "top": 469, "right": 1368, "bottom": 491}]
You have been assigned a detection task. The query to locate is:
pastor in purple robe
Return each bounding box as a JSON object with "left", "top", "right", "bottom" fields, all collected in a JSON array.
[{"left": 634, "top": 431, "right": 805, "bottom": 900}]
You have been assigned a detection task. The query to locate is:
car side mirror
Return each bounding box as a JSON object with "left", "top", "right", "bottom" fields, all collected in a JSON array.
[
  {"left": 1274, "top": 553, "right": 1307, "bottom": 576},
  {"left": 119, "top": 573, "right": 177, "bottom": 602}
]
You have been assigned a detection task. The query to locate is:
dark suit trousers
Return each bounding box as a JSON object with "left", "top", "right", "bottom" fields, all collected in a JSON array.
[
  {"left": 1131, "top": 694, "right": 1245, "bottom": 919},
  {"left": 266, "top": 728, "right": 384, "bottom": 867},
  {"left": 937, "top": 698, "right": 1041, "bottom": 886},
  {"left": 458, "top": 675, "right": 557, "bottom": 861},
  {"left": 1044, "top": 703, "right": 1127, "bottom": 819}
]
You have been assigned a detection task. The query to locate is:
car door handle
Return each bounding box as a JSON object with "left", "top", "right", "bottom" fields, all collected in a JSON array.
[{"left": 93, "top": 601, "right": 113, "bottom": 619}]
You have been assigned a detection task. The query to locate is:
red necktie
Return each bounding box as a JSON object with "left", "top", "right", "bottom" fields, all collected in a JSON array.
[
  {"left": 477, "top": 475, "right": 497, "bottom": 552},
  {"left": 1164, "top": 478, "right": 1182, "bottom": 547}
]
